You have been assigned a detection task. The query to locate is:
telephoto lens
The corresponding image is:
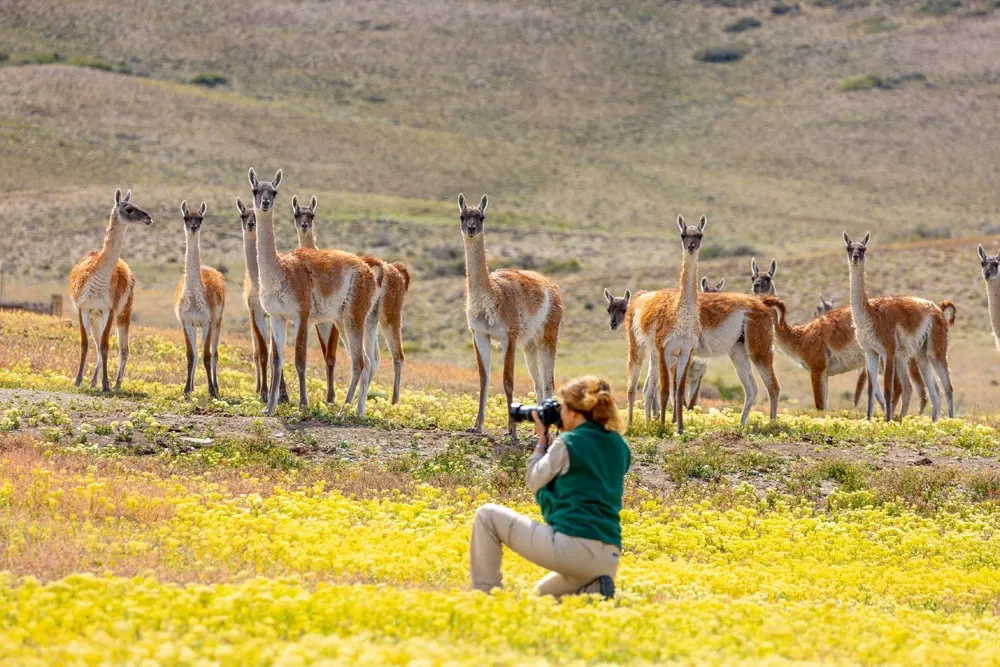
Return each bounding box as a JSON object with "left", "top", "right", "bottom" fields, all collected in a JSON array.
[{"left": 508, "top": 398, "right": 562, "bottom": 428}]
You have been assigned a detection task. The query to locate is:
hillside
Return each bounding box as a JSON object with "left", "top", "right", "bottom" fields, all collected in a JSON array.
[{"left": 2, "top": 0, "right": 1000, "bottom": 410}]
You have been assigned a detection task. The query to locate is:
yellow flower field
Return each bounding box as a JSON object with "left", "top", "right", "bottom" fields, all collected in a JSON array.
[
  {"left": 3, "top": 312, "right": 1000, "bottom": 664},
  {"left": 2, "top": 437, "right": 1000, "bottom": 665}
]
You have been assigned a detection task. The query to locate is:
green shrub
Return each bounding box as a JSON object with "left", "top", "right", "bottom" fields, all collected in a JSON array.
[
  {"left": 837, "top": 74, "right": 884, "bottom": 92},
  {"left": 69, "top": 56, "right": 133, "bottom": 75},
  {"left": 191, "top": 72, "right": 230, "bottom": 88},
  {"left": 856, "top": 16, "right": 897, "bottom": 34},
  {"left": 771, "top": 3, "right": 800, "bottom": 14},
  {"left": 542, "top": 257, "right": 582, "bottom": 274},
  {"left": 18, "top": 51, "right": 64, "bottom": 65},
  {"left": 694, "top": 44, "right": 749, "bottom": 63},
  {"left": 725, "top": 17, "right": 762, "bottom": 32},
  {"left": 920, "top": 0, "right": 962, "bottom": 15}
]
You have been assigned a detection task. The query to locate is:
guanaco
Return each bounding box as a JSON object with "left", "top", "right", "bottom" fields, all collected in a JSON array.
[
  {"left": 238, "top": 198, "right": 287, "bottom": 404},
  {"left": 69, "top": 188, "right": 152, "bottom": 392},
  {"left": 978, "top": 244, "right": 1000, "bottom": 352},
  {"left": 293, "top": 195, "right": 411, "bottom": 404},
  {"left": 249, "top": 168, "right": 381, "bottom": 416},
  {"left": 606, "top": 286, "right": 783, "bottom": 430},
  {"left": 174, "top": 201, "right": 227, "bottom": 398},
  {"left": 459, "top": 193, "right": 562, "bottom": 436},
  {"left": 845, "top": 232, "right": 954, "bottom": 421}
]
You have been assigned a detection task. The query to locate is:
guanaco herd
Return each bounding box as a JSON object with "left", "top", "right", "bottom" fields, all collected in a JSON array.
[{"left": 66, "top": 175, "right": 1000, "bottom": 435}]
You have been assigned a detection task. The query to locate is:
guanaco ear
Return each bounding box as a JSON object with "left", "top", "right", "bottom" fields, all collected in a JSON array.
[
  {"left": 751, "top": 257, "right": 759, "bottom": 278},
  {"left": 123, "top": 189, "right": 131, "bottom": 202},
  {"left": 624, "top": 289, "right": 631, "bottom": 303},
  {"left": 700, "top": 277, "right": 709, "bottom": 291},
  {"left": 478, "top": 194, "right": 488, "bottom": 213},
  {"left": 199, "top": 202, "right": 207, "bottom": 216},
  {"left": 768, "top": 259, "right": 777, "bottom": 278},
  {"left": 716, "top": 278, "right": 725, "bottom": 290},
  {"left": 115, "top": 188, "right": 123, "bottom": 205},
  {"left": 862, "top": 231, "right": 870, "bottom": 246},
  {"left": 677, "top": 214, "right": 685, "bottom": 233},
  {"left": 181, "top": 200, "right": 189, "bottom": 216},
  {"left": 309, "top": 196, "right": 317, "bottom": 212},
  {"left": 458, "top": 193, "right": 467, "bottom": 212},
  {"left": 843, "top": 232, "right": 852, "bottom": 248},
  {"left": 248, "top": 168, "right": 258, "bottom": 189},
  {"left": 236, "top": 197, "right": 246, "bottom": 215},
  {"left": 291, "top": 195, "right": 300, "bottom": 215},
  {"left": 978, "top": 244, "right": 988, "bottom": 262},
  {"left": 604, "top": 288, "right": 613, "bottom": 304},
  {"left": 272, "top": 169, "right": 282, "bottom": 188},
  {"left": 698, "top": 215, "right": 707, "bottom": 232}
]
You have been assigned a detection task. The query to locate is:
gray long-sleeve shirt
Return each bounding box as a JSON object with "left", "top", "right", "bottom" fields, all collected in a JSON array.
[{"left": 525, "top": 435, "right": 571, "bottom": 493}]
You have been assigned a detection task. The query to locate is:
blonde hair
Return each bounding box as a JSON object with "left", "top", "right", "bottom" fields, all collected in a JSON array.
[{"left": 556, "top": 375, "right": 625, "bottom": 434}]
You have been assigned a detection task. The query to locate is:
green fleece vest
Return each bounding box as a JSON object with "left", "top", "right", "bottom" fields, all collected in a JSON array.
[{"left": 535, "top": 421, "right": 631, "bottom": 548}]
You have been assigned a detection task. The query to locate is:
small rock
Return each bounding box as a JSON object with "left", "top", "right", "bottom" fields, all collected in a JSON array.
[{"left": 912, "top": 457, "right": 933, "bottom": 466}]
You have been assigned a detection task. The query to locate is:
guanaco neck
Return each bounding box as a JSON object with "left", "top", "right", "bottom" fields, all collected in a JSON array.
[
  {"left": 987, "top": 278, "right": 1000, "bottom": 348},
  {"left": 94, "top": 211, "right": 128, "bottom": 277},
  {"left": 243, "top": 230, "right": 260, "bottom": 288},
  {"left": 297, "top": 227, "right": 317, "bottom": 249},
  {"left": 254, "top": 205, "right": 283, "bottom": 284},
  {"left": 677, "top": 249, "right": 699, "bottom": 315},
  {"left": 848, "top": 259, "right": 874, "bottom": 329},
  {"left": 183, "top": 230, "right": 204, "bottom": 293},
  {"left": 463, "top": 233, "right": 495, "bottom": 300}
]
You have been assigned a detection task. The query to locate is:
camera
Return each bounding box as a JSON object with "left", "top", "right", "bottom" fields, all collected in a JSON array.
[{"left": 509, "top": 398, "right": 562, "bottom": 428}]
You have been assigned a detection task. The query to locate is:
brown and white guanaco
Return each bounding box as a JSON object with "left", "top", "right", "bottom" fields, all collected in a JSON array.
[
  {"left": 249, "top": 168, "right": 381, "bottom": 416},
  {"left": 606, "top": 285, "right": 782, "bottom": 430},
  {"left": 618, "top": 276, "right": 725, "bottom": 417},
  {"left": 845, "top": 233, "right": 954, "bottom": 421},
  {"left": 174, "top": 201, "right": 227, "bottom": 398},
  {"left": 978, "top": 244, "right": 1000, "bottom": 352},
  {"left": 750, "top": 257, "right": 927, "bottom": 414},
  {"left": 237, "top": 198, "right": 287, "bottom": 404},
  {"left": 293, "top": 195, "right": 411, "bottom": 404},
  {"left": 459, "top": 194, "right": 562, "bottom": 436},
  {"left": 69, "top": 188, "right": 152, "bottom": 392}
]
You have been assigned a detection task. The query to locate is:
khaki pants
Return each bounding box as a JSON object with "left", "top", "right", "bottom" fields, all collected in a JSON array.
[{"left": 470, "top": 503, "right": 620, "bottom": 597}]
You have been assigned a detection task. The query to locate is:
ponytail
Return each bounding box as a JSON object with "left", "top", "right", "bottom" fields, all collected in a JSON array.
[{"left": 556, "top": 376, "right": 625, "bottom": 434}]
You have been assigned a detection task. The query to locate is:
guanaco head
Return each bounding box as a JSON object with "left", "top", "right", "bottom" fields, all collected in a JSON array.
[
  {"left": 701, "top": 277, "right": 725, "bottom": 292},
  {"left": 750, "top": 257, "right": 777, "bottom": 296},
  {"left": 113, "top": 188, "right": 153, "bottom": 226},
  {"left": 604, "top": 288, "right": 631, "bottom": 331},
  {"left": 843, "top": 231, "right": 870, "bottom": 266},
  {"left": 978, "top": 244, "right": 1000, "bottom": 282},
  {"left": 180, "top": 200, "right": 207, "bottom": 234},
  {"left": 292, "top": 195, "right": 317, "bottom": 234},
  {"left": 236, "top": 198, "right": 256, "bottom": 234},
  {"left": 458, "top": 193, "right": 488, "bottom": 238},
  {"left": 814, "top": 294, "right": 837, "bottom": 318},
  {"left": 248, "top": 168, "right": 282, "bottom": 212},
  {"left": 677, "top": 214, "right": 707, "bottom": 254}
]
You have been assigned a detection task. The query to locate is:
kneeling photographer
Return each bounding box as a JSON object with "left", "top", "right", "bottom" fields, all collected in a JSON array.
[{"left": 470, "top": 376, "right": 632, "bottom": 599}]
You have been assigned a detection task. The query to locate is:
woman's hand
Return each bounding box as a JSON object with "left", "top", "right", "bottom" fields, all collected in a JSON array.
[{"left": 530, "top": 411, "right": 549, "bottom": 450}]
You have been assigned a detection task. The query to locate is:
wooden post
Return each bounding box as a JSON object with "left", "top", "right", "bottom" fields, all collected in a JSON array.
[{"left": 50, "top": 295, "right": 63, "bottom": 317}]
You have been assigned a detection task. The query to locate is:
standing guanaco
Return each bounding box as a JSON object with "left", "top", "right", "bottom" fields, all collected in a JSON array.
[{"left": 69, "top": 189, "right": 152, "bottom": 392}]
